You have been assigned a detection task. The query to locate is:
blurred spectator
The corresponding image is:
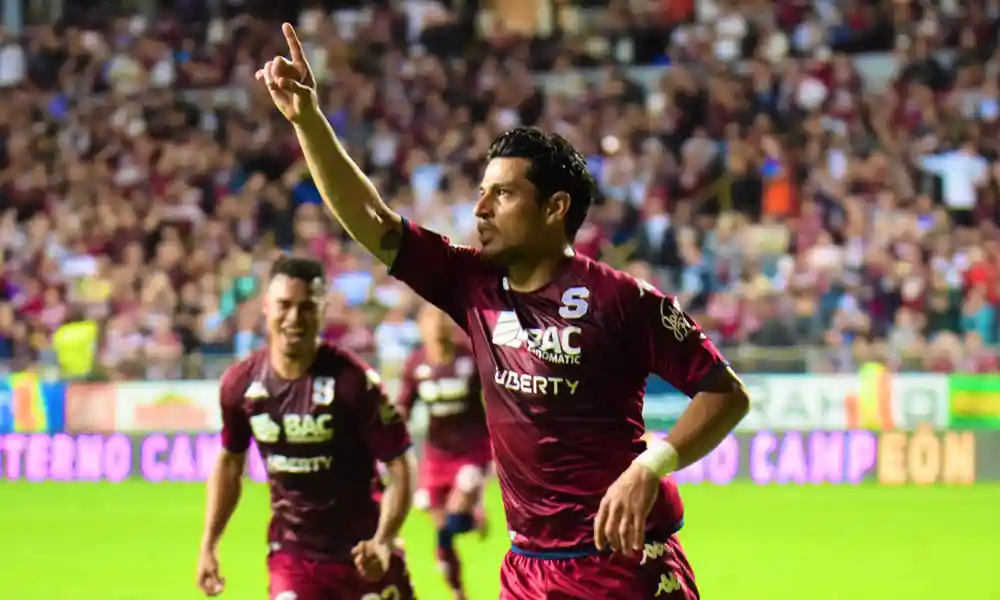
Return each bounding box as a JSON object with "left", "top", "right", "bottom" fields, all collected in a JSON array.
[{"left": 3, "top": 0, "right": 1000, "bottom": 381}]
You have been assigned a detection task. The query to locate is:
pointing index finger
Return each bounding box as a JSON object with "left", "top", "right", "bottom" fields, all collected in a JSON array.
[{"left": 282, "top": 22, "right": 306, "bottom": 65}]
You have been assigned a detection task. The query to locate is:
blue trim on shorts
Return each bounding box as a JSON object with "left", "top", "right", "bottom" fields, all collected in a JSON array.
[{"left": 510, "top": 519, "right": 684, "bottom": 560}]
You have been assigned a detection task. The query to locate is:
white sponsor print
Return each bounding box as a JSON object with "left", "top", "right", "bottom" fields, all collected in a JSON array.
[
  {"left": 283, "top": 414, "right": 333, "bottom": 443},
  {"left": 266, "top": 454, "right": 333, "bottom": 474},
  {"left": 558, "top": 287, "right": 590, "bottom": 319},
  {"left": 250, "top": 414, "right": 281, "bottom": 443},
  {"left": 245, "top": 381, "right": 269, "bottom": 400},
  {"left": 493, "top": 368, "right": 580, "bottom": 396},
  {"left": 491, "top": 311, "right": 583, "bottom": 365},
  {"left": 311, "top": 377, "right": 335, "bottom": 406}
]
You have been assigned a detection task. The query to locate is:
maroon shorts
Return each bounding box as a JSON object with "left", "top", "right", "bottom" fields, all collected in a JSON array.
[
  {"left": 499, "top": 535, "right": 698, "bottom": 600},
  {"left": 420, "top": 445, "right": 491, "bottom": 509},
  {"left": 267, "top": 549, "right": 416, "bottom": 600}
]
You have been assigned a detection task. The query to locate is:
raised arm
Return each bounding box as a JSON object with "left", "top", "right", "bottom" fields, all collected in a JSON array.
[{"left": 257, "top": 23, "right": 402, "bottom": 265}]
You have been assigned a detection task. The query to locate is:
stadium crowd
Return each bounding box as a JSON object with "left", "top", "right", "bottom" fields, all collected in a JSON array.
[{"left": 1, "top": 0, "right": 999, "bottom": 381}]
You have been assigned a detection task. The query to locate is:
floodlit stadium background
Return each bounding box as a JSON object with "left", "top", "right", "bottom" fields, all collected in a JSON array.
[{"left": 2, "top": 1, "right": 1000, "bottom": 599}]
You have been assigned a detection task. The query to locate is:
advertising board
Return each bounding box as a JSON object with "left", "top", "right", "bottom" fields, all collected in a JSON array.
[
  {"left": 0, "top": 428, "right": 992, "bottom": 485},
  {"left": 645, "top": 374, "right": 951, "bottom": 432},
  {"left": 65, "top": 381, "right": 219, "bottom": 433},
  {"left": 948, "top": 374, "right": 1000, "bottom": 429},
  {"left": 0, "top": 373, "right": 66, "bottom": 434}
]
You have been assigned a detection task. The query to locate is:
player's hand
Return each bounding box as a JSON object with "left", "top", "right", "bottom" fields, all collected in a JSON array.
[
  {"left": 351, "top": 538, "right": 393, "bottom": 582},
  {"left": 196, "top": 547, "right": 226, "bottom": 596},
  {"left": 594, "top": 462, "right": 660, "bottom": 554},
  {"left": 255, "top": 23, "right": 319, "bottom": 123}
]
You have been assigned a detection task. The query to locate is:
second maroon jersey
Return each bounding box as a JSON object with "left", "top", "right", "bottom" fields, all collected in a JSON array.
[
  {"left": 397, "top": 344, "right": 489, "bottom": 456},
  {"left": 390, "top": 220, "right": 730, "bottom": 553},
  {"left": 219, "top": 343, "right": 411, "bottom": 561}
]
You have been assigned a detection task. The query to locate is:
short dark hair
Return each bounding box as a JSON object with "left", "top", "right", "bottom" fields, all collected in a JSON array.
[
  {"left": 486, "top": 127, "right": 596, "bottom": 240},
  {"left": 270, "top": 256, "right": 326, "bottom": 285}
]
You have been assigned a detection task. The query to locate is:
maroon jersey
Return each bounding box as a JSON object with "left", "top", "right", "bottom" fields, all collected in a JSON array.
[
  {"left": 397, "top": 344, "right": 489, "bottom": 456},
  {"left": 219, "top": 343, "right": 411, "bottom": 561},
  {"left": 389, "top": 221, "right": 728, "bottom": 552}
]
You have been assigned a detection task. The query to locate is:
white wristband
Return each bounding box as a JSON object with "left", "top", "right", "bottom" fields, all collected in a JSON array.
[{"left": 633, "top": 438, "right": 679, "bottom": 477}]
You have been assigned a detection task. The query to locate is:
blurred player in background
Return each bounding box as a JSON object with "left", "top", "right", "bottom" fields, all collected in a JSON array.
[
  {"left": 397, "top": 303, "right": 490, "bottom": 600},
  {"left": 257, "top": 24, "right": 750, "bottom": 599},
  {"left": 197, "top": 257, "right": 417, "bottom": 600}
]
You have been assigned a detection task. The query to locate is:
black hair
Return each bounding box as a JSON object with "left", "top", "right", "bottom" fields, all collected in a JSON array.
[
  {"left": 486, "top": 127, "right": 597, "bottom": 240},
  {"left": 269, "top": 256, "right": 326, "bottom": 286}
]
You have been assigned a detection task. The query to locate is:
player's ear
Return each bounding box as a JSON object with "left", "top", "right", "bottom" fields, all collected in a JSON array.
[{"left": 544, "top": 191, "right": 571, "bottom": 226}]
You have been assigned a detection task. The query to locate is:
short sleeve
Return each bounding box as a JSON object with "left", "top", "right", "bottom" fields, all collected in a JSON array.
[
  {"left": 625, "top": 283, "right": 729, "bottom": 398},
  {"left": 219, "top": 365, "right": 252, "bottom": 453},
  {"left": 388, "top": 219, "right": 488, "bottom": 331},
  {"left": 348, "top": 362, "right": 413, "bottom": 463}
]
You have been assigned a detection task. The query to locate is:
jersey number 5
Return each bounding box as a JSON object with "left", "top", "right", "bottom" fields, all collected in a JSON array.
[{"left": 559, "top": 287, "right": 590, "bottom": 319}]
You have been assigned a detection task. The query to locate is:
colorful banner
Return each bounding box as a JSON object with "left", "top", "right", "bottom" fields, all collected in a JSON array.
[
  {"left": 948, "top": 375, "right": 1000, "bottom": 429},
  {"left": 0, "top": 429, "right": 992, "bottom": 484},
  {"left": 65, "top": 381, "right": 219, "bottom": 433},
  {"left": 0, "top": 373, "right": 66, "bottom": 434}
]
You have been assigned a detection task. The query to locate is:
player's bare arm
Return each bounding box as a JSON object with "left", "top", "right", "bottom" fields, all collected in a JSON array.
[
  {"left": 596, "top": 287, "right": 751, "bottom": 555},
  {"left": 197, "top": 449, "right": 245, "bottom": 596},
  {"left": 256, "top": 23, "right": 403, "bottom": 266},
  {"left": 664, "top": 365, "right": 750, "bottom": 469},
  {"left": 375, "top": 451, "right": 415, "bottom": 545},
  {"left": 353, "top": 451, "right": 415, "bottom": 581}
]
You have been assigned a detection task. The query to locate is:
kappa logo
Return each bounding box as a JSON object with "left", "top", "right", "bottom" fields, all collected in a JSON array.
[
  {"left": 245, "top": 381, "right": 268, "bottom": 400},
  {"left": 361, "top": 585, "right": 401, "bottom": 600},
  {"left": 641, "top": 541, "right": 670, "bottom": 565},
  {"left": 655, "top": 573, "right": 683, "bottom": 596}
]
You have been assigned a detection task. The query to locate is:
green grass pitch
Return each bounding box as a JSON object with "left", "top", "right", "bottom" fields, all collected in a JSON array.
[{"left": 2, "top": 481, "right": 998, "bottom": 599}]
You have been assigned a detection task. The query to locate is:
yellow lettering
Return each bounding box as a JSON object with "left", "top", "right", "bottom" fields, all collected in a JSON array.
[
  {"left": 943, "top": 431, "right": 976, "bottom": 485},
  {"left": 908, "top": 425, "right": 940, "bottom": 486},
  {"left": 878, "top": 432, "right": 907, "bottom": 485}
]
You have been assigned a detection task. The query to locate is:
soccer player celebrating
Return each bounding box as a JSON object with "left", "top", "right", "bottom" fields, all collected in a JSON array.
[
  {"left": 398, "top": 304, "right": 490, "bottom": 600},
  {"left": 196, "top": 257, "right": 417, "bottom": 600},
  {"left": 257, "top": 24, "right": 751, "bottom": 599}
]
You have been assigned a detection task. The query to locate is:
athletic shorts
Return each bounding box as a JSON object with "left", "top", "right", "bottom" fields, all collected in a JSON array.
[
  {"left": 499, "top": 535, "right": 698, "bottom": 600},
  {"left": 420, "top": 444, "right": 491, "bottom": 509},
  {"left": 267, "top": 549, "right": 416, "bottom": 600}
]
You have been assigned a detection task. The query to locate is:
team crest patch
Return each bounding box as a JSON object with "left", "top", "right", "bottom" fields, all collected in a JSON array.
[{"left": 660, "top": 297, "right": 693, "bottom": 342}]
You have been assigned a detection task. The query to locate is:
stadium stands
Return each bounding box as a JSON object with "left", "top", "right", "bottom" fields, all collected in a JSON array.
[{"left": 1, "top": 0, "right": 999, "bottom": 379}]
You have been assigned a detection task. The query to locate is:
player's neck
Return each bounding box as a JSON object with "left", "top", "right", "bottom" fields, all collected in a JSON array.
[
  {"left": 506, "top": 245, "right": 575, "bottom": 293},
  {"left": 425, "top": 342, "right": 454, "bottom": 365},
  {"left": 269, "top": 347, "right": 317, "bottom": 380}
]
